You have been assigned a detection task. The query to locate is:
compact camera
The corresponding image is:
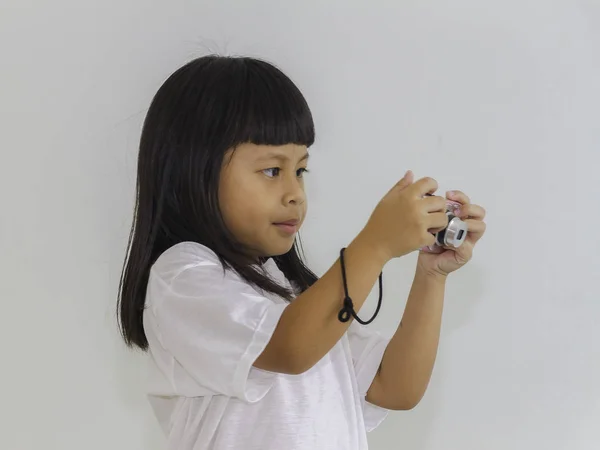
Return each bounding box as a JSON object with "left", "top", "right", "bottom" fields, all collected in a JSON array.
[{"left": 422, "top": 199, "right": 468, "bottom": 253}]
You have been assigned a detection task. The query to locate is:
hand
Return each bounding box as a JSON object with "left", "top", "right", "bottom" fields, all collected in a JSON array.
[
  {"left": 360, "top": 170, "right": 449, "bottom": 263},
  {"left": 417, "top": 190, "right": 487, "bottom": 277}
]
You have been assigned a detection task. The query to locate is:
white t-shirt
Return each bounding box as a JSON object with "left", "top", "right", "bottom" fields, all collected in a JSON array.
[{"left": 143, "top": 241, "right": 391, "bottom": 450}]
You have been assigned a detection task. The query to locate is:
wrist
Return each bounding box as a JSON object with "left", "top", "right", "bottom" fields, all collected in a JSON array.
[
  {"left": 352, "top": 231, "right": 391, "bottom": 268},
  {"left": 415, "top": 263, "right": 448, "bottom": 284}
]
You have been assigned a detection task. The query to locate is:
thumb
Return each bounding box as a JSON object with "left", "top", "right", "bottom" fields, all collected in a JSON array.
[{"left": 395, "top": 170, "right": 414, "bottom": 190}]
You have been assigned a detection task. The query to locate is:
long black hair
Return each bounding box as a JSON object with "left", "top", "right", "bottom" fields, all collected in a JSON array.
[{"left": 117, "top": 55, "right": 319, "bottom": 350}]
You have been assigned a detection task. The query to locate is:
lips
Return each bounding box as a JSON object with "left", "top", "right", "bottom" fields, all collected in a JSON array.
[
  {"left": 273, "top": 218, "right": 300, "bottom": 235},
  {"left": 275, "top": 219, "right": 300, "bottom": 226}
]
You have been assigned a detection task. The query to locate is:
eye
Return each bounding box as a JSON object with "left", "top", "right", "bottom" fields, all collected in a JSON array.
[
  {"left": 263, "top": 168, "right": 281, "bottom": 178},
  {"left": 262, "top": 167, "right": 309, "bottom": 178}
]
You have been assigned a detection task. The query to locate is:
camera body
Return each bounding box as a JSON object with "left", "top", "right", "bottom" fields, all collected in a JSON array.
[{"left": 422, "top": 199, "right": 468, "bottom": 253}]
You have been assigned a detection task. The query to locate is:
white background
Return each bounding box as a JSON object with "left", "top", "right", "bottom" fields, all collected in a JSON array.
[{"left": 1, "top": 1, "right": 599, "bottom": 449}]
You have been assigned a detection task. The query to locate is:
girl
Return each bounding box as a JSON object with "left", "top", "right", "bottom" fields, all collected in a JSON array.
[{"left": 117, "top": 55, "right": 486, "bottom": 450}]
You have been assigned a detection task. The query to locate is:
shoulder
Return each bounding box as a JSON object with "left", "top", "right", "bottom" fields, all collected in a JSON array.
[
  {"left": 148, "top": 242, "right": 290, "bottom": 309},
  {"left": 151, "top": 241, "right": 222, "bottom": 283},
  {"left": 148, "top": 242, "right": 268, "bottom": 302}
]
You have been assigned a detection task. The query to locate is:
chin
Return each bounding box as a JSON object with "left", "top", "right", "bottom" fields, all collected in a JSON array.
[{"left": 267, "top": 240, "right": 296, "bottom": 257}]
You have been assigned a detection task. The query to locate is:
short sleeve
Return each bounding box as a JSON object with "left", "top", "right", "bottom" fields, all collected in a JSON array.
[
  {"left": 347, "top": 320, "right": 391, "bottom": 432},
  {"left": 145, "top": 243, "right": 287, "bottom": 403}
]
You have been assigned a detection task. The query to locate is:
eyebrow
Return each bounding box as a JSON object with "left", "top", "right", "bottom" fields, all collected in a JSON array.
[{"left": 256, "top": 152, "right": 310, "bottom": 163}]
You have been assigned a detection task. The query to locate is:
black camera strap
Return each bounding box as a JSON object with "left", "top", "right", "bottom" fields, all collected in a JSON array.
[{"left": 337, "top": 247, "right": 383, "bottom": 325}]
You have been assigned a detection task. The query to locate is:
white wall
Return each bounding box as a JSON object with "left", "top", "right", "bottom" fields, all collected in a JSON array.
[{"left": 2, "top": 1, "right": 599, "bottom": 449}]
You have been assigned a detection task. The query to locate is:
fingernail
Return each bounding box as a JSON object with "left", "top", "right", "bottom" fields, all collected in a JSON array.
[{"left": 446, "top": 190, "right": 454, "bottom": 196}]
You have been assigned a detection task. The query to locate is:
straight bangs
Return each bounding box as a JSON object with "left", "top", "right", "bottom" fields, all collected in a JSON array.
[{"left": 216, "top": 58, "right": 315, "bottom": 149}]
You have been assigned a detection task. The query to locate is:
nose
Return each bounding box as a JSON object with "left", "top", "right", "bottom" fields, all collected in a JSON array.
[{"left": 282, "top": 176, "right": 306, "bottom": 205}]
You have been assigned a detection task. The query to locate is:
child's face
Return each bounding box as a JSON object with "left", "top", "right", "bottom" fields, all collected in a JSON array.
[{"left": 219, "top": 142, "right": 309, "bottom": 259}]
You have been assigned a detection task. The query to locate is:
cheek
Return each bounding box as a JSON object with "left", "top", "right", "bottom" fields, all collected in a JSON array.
[
  {"left": 218, "top": 177, "right": 244, "bottom": 231},
  {"left": 220, "top": 180, "right": 266, "bottom": 229}
]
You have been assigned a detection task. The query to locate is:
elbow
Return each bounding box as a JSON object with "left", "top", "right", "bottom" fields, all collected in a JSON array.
[
  {"left": 282, "top": 352, "right": 317, "bottom": 375},
  {"left": 367, "top": 374, "right": 426, "bottom": 411},
  {"left": 280, "top": 343, "right": 324, "bottom": 375},
  {"left": 389, "top": 391, "right": 426, "bottom": 411},
  {"left": 283, "top": 366, "right": 309, "bottom": 376},
  {"left": 255, "top": 348, "right": 316, "bottom": 376},
  {"left": 371, "top": 386, "right": 424, "bottom": 411},
  {"left": 390, "top": 397, "right": 421, "bottom": 411}
]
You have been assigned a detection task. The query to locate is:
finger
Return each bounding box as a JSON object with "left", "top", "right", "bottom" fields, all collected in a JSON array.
[
  {"left": 453, "top": 240, "right": 474, "bottom": 262},
  {"left": 428, "top": 225, "right": 446, "bottom": 234},
  {"left": 446, "top": 190, "right": 471, "bottom": 205},
  {"left": 464, "top": 219, "right": 486, "bottom": 242},
  {"left": 422, "top": 232, "right": 436, "bottom": 247},
  {"left": 410, "top": 177, "right": 439, "bottom": 197},
  {"left": 457, "top": 204, "right": 486, "bottom": 220},
  {"left": 428, "top": 211, "right": 449, "bottom": 230},
  {"left": 393, "top": 170, "right": 415, "bottom": 191},
  {"left": 422, "top": 195, "right": 447, "bottom": 212}
]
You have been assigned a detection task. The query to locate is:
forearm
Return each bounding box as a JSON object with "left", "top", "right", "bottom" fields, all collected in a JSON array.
[
  {"left": 369, "top": 267, "right": 446, "bottom": 409},
  {"left": 256, "top": 231, "right": 388, "bottom": 374}
]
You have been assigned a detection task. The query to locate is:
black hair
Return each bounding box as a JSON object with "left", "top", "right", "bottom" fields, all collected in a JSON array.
[{"left": 117, "top": 55, "right": 319, "bottom": 350}]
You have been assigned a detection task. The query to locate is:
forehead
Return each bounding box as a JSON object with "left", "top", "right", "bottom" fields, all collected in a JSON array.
[{"left": 232, "top": 143, "right": 309, "bottom": 163}]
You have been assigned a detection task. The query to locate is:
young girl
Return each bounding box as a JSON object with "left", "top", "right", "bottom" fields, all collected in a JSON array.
[{"left": 117, "top": 55, "right": 486, "bottom": 450}]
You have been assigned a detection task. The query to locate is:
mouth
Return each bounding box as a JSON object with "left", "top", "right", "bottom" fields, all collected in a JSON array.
[
  {"left": 274, "top": 219, "right": 300, "bottom": 226},
  {"left": 273, "top": 218, "right": 300, "bottom": 235}
]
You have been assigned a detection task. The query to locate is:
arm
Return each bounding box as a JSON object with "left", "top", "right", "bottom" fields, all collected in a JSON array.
[
  {"left": 364, "top": 190, "right": 486, "bottom": 410},
  {"left": 365, "top": 266, "right": 447, "bottom": 410},
  {"left": 254, "top": 232, "right": 388, "bottom": 375},
  {"left": 255, "top": 174, "right": 447, "bottom": 375}
]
